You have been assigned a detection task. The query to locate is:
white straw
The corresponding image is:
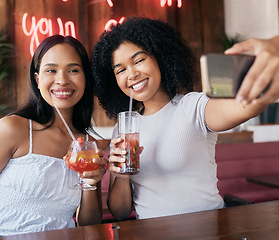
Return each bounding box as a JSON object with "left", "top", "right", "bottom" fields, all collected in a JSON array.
[
  {"left": 54, "top": 105, "right": 76, "bottom": 141},
  {"left": 128, "top": 89, "right": 133, "bottom": 113},
  {"left": 128, "top": 89, "right": 133, "bottom": 132}
]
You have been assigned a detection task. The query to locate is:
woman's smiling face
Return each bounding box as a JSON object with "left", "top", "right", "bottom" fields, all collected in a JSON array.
[
  {"left": 112, "top": 41, "right": 164, "bottom": 103},
  {"left": 35, "top": 43, "right": 86, "bottom": 110}
]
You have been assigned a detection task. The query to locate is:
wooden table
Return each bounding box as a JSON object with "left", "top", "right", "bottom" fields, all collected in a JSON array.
[
  {"left": 247, "top": 174, "right": 279, "bottom": 189},
  {"left": 2, "top": 201, "right": 279, "bottom": 240}
]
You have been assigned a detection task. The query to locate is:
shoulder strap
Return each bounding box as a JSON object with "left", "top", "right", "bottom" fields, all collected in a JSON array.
[{"left": 29, "top": 119, "right": 32, "bottom": 153}]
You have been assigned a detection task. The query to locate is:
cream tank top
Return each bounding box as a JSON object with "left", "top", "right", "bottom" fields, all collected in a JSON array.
[{"left": 0, "top": 120, "right": 81, "bottom": 236}]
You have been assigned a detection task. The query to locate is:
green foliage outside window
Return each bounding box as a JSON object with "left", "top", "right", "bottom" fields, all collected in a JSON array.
[{"left": 221, "top": 33, "right": 241, "bottom": 50}]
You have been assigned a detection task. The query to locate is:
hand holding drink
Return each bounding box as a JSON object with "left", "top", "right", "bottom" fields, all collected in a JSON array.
[
  {"left": 54, "top": 105, "right": 105, "bottom": 190},
  {"left": 116, "top": 111, "right": 141, "bottom": 174},
  {"left": 65, "top": 139, "right": 101, "bottom": 190}
]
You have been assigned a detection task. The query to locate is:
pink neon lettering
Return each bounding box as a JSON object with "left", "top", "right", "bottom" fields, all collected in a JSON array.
[
  {"left": 65, "top": 21, "right": 76, "bottom": 37},
  {"left": 107, "top": 0, "right": 113, "bottom": 7},
  {"left": 160, "top": 0, "right": 182, "bottom": 8},
  {"left": 57, "top": 18, "right": 64, "bottom": 36},
  {"left": 48, "top": 19, "right": 53, "bottom": 36},
  {"left": 22, "top": 13, "right": 77, "bottom": 56},
  {"left": 105, "top": 17, "right": 125, "bottom": 31}
]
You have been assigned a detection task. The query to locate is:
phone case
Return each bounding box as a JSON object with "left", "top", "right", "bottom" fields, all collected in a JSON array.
[{"left": 200, "top": 53, "right": 255, "bottom": 98}]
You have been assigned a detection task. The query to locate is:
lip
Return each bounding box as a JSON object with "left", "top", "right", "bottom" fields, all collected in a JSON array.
[
  {"left": 129, "top": 79, "right": 148, "bottom": 92},
  {"left": 51, "top": 88, "right": 75, "bottom": 99}
]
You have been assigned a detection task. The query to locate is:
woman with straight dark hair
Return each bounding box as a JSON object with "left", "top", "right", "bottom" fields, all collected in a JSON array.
[
  {"left": 16, "top": 35, "right": 93, "bottom": 131},
  {"left": 0, "top": 35, "right": 106, "bottom": 236}
]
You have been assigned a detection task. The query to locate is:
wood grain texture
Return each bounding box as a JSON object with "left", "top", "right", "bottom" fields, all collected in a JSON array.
[{"left": 1, "top": 201, "right": 279, "bottom": 240}]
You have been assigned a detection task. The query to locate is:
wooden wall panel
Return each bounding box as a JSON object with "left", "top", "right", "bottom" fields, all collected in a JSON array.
[
  {"left": 0, "top": 0, "right": 9, "bottom": 30},
  {"left": 200, "top": 0, "right": 225, "bottom": 53},
  {"left": 136, "top": 0, "right": 167, "bottom": 20},
  {"left": 87, "top": 0, "right": 111, "bottom": 54},
  {"left": 0, "top": 0, "right": 16, "bottom": 113},
  {"left": 174, "top": 0, "right": 203, "bottom": 57}
]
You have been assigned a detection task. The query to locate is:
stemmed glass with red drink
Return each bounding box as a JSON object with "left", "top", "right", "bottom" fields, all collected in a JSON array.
[{"left": 65, "top": 139, "right": 100, "bottom": 190}]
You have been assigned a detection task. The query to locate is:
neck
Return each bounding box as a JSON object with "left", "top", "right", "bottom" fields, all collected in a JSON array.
[{"left": 142, "top": 92, "right": 170, "bottom": 116}]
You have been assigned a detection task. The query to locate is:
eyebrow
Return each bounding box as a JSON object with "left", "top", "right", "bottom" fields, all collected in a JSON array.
[
  {"left": 112, "top": 50, "right": 147, "bottom": 70},
  {"left": 42, "top": 63, "right": 82, "bottom": 67}
]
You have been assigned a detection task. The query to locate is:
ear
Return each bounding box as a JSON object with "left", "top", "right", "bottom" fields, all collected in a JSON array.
[{"left": 34, "top": 73, "right": 40, "bottom": 89}]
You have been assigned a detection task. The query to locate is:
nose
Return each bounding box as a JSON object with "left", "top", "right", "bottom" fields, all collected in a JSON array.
[
  {"left": 127, "top": 67, "right": 140, "bottom": 80},
  {"left": 55, "top": 70, "right": 69, "bottom": 85}
]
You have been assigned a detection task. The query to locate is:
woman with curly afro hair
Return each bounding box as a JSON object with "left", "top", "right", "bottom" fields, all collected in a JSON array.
[{"left": 91, "top": 16, "right": 279, "bottom": 220}]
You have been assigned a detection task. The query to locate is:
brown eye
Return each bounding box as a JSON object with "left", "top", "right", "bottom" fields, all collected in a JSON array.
[
  {"left": 69, "top": 69, "right": 79, "bottom": 73},
  {"left": 116, "top": 68, "right": 126, "bottom": 75},
  {"left": 135, "top": 58, "right": 145, "bottom": 64},
  {"left": 46, "top": 69, "right": 56, "bottom": 73}
]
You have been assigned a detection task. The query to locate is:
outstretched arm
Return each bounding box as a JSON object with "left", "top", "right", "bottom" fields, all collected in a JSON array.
[
  {"left": 205, "top": 98, "right": 266, "bottom": 132},
  {"left": 205, "top": 35, "right": 279, "bottom": 132}
]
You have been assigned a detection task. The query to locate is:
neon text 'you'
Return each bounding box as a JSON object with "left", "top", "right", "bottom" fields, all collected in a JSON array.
[{"left": 22, "top": 13, "right": 76, "bottom": 56}]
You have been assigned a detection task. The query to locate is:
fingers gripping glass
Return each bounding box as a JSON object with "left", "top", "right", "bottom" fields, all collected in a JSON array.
[{"left": 65, "top": 140, "right": 100, "bottom": 190}]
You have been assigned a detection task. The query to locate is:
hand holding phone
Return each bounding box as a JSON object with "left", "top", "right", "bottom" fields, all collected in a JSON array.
[{"left": 200, "top": 53, "right": 255, "bottom": 98}]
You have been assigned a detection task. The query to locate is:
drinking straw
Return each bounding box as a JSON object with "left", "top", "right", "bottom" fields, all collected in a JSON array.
[
  {"left": 128, "top": 89, "right": 133, "bottom": 132},
  {"left": 126, "top": 89, "right": 133, "bottom": 161},
  {"left": 54, "top": 104, "right": 76, "bottom": 141},
  {"left": 129, "top": 89, "right": 133, "bottom": 113}
]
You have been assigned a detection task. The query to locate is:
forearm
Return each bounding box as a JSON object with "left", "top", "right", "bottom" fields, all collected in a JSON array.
[
  {"left": 205, "top": 98, "right": 267, "bottom": 132},
  {"left": 77, "top": 181, "right": 103, "bottom": 226},
  {"left": 107, "top": 177, "right": 133, "bottom": 220}
]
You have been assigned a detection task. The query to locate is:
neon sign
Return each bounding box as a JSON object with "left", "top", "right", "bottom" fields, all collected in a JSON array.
[
  {"left": 22, "top": 13, "right": 76, "bottom": 56},
  {"left": 104, "top": 0, "right": 182, "bottom": 8},
  {"left": 107, "top": 0, "right": 113, "bottom": 7},
  {"left": 105, "top": 17, "right": 125, "bottom": 30},
  {"left": 160, "top": 0, "right": 182, "bottom": 8},
  {"left": 22, "top": 1, "right": 184, "bottom": 56}
]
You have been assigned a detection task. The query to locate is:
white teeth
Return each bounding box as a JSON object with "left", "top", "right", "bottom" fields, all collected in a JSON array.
[
  {"left": 132, "top": 80, "right": 147, "bottom": 90},
  {"left": 53, "top": 91, "right": 73, "bottom": 96}
]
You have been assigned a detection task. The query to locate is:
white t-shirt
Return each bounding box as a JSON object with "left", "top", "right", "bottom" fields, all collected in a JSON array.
[{"left": 112, "top": 92, "right": 224, "bottom": 219}]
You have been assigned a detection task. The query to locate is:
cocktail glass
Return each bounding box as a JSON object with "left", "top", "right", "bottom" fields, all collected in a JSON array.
[{"left": 65, "top": 140, "right": 100, "bottom": 190}]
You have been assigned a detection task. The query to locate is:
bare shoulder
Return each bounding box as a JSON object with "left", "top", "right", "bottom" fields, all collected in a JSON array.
[
  {"left": 0, "top": 115, "right": 28, "bottom": 134},
  {"left": 0, "top": 115, "right": 29, "bottom": 144},
  {"left": 0, "top": 115, "right": 29, "bottom": 171}
]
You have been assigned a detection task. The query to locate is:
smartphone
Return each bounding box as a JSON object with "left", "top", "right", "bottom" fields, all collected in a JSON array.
[{"left": 200, "top": 53, "right": 255, "bottom": 98}]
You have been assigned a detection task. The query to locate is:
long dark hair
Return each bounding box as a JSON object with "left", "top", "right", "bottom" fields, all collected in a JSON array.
[
  {"left": 92, "top": 16, "right": 198, "bottom": 119},
  {"left": 11, "top": 35, "right": 94, "bottom": 133}
]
